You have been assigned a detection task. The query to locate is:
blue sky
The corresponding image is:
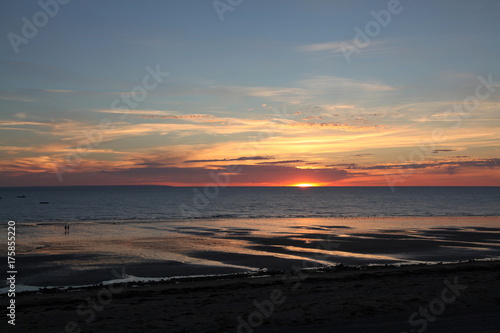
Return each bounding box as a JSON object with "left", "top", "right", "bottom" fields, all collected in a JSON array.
[{"left": 0, "top": 0, "right": 499, "bottom": 186}]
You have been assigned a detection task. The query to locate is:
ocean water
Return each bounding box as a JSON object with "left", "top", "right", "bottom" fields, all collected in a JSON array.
[{"left": 0, "top": 186, "right": 499, "bottom": 223}]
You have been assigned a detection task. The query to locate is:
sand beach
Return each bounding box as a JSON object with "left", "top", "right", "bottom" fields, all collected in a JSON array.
[
  {"left": 9, "top": 260, "right": 500, "bottom": 332},
  {"left": 3, "top": 217, "right": 500, "bottom": 332}
]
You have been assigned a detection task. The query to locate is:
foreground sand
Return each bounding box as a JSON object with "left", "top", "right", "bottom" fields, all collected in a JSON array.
[{"left": 8, "top": 260, "right": 500, "bottom": 333}]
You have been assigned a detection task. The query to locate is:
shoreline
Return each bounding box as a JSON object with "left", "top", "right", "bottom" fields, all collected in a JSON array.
[{"left": 9, "top": 260, "right": 500, "bottom": 332}]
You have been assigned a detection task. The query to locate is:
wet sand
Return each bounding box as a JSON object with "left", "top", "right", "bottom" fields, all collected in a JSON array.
[
  {"left": 9, "top": 260, "right": 500, "bottom": 333},
  {"left": 6, "top": 217, "right": 500, "bottom": 287}
]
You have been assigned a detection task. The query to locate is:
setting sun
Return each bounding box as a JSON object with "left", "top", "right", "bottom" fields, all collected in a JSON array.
[{"left": 293, "top": 183, "right": 317, "bottom": 188}]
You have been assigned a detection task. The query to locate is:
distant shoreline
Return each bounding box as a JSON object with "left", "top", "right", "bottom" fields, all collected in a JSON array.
[{"left": 2, "top": 185, "right": 500, "bottom": 188}]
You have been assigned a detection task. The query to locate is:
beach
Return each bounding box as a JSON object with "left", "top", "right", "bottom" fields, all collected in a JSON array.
[
  {"left": 5, "top": 217, "right": 500, "bottom": 288},
  {"left": 10, "top": 260, "right": 500, "bottom": 332},
  {"left": 2, "top": 216, "right": 500, "bottom": 332}
]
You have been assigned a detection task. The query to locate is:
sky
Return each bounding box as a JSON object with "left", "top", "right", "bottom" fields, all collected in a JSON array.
[{"left": 0, "top": 0, "right": 499, "bottom": 187}]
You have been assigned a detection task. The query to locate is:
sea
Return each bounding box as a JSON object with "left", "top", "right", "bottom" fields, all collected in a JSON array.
[{"left": 1, "top": 186, "right": 499, "bottom": 222}]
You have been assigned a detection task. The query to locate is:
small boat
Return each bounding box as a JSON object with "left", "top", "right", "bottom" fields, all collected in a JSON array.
[
  {"left": 39, "top": 201, "right": 49, "bottom": 204},
  {"left": 17, "top": 195, "right": 26, "bottom": 198}
]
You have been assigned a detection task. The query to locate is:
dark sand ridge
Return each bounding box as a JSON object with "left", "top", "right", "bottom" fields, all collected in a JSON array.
[{"left": 8, "top": 260, "right": 500, "bottom": 332}]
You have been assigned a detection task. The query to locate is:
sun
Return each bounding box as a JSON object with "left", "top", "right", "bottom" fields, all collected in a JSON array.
[{"left": 293, "top": 183, "right": 317, "bottom": 188}]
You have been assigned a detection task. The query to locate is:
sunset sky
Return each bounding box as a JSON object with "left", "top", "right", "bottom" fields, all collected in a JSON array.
[{"left": 0, "top": 0, "right": 499, "bottom": 187}]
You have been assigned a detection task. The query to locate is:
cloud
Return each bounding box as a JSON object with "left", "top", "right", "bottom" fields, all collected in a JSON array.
[
  {"left": 39, "top": 119, "right": 274, "bottom": 146},
  {"left": 0, "top": 146, "right": 35, "bottom": 152},
  {"left": 139, "top": 114, "right": 216, "bottom": 120},
  {"left": 298, "top": 76, "right": 395, "bottom": 93},
  {"left": 283, "top": 121, "right": 381, "bottom": 132},
  {"left": 257, "top": 160, "right": 304, "bottom": 165},
  {"left": 0, "top": 163, "right": 352, "bottom": 187},
  {"left": 177, "top": 75, "right": 394, "bottom": 105},
  {"left": 326, "top": 163, "right": 358, "bottom": 169},
  {"left": 205, "top": 85, "right": 310, "bottom": 103},
  {"left": 94, "top": 109, "right": 229, "bottom": 122},
  {"left": 297, "top": 41, "right": 348, "bottom": 53},
  {"left": 1, "top": 148, "right": 498, "bottom": 187},
  {"left": 93, "top": 109, "right": 179, "bottom": 116},
  {"left": 432, "top": 149, "right": 455, "bottom": 154},
  {"left": 297, "top": 40, "right": 393, "bottom": 58},
  {"left": 0, "top": 91, "right": 37, "bottom": 102},
  {"left": 14, "top": 113, "right": 27, "bottom": 119},
  {"left": 0, "top": 88, "right": 118, "bottom": 103},
  {"left": 184, "top": 156, "right": 274, "bottom": 163},
  {"left": 0, "top": 120, "right": 53, "bottom": 127},
  {"left": 231, "top": 164, "right": 350, "bottom": 185},
  {"left": 0, "top": 156, "right": 62, "bottom": 174},
  {"left": 339, "top": 158, "right": 500, "bottom": 171},
  {"left": 38, "top": 89, "right": 77, "bottom": 93}
]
